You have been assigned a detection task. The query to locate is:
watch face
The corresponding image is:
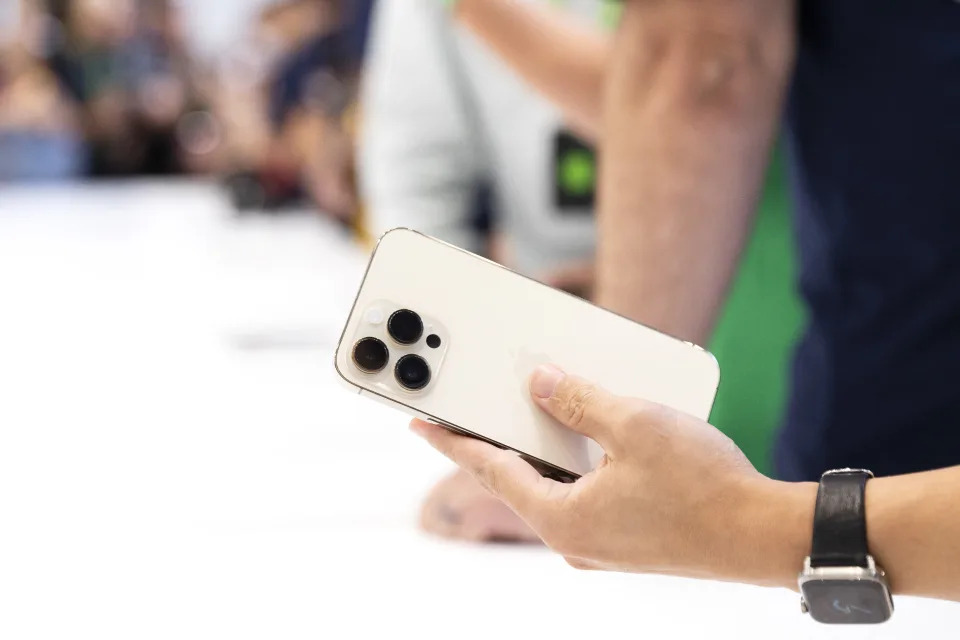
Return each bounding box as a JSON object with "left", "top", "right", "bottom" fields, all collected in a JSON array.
[{"left": 801, "top": 579, "right": 893, "bottom": 624}]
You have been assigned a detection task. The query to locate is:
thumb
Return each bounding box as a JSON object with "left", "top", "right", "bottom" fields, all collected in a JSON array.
[{"left": 529, "top": 365, "right": 625, "bottom": 456}]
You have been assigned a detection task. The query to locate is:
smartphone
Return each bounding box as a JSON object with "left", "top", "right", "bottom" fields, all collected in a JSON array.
[{"left": 334, "top": 229, "right": 720, "bottom": 481}]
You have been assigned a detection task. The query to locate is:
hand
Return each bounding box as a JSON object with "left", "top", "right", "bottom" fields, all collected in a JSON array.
[
  {"left": 419, "top": 470, "right": 541, "bottom": 543},
  {"left": 411, "top": 365, "right": 816, "bottom": 587}
]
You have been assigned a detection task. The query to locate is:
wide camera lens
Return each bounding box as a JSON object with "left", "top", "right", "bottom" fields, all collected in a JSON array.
[
  {"left": 394, "top": 354, "right": 431, "bottom": 390},
  {"left": 387, "top": 309, "right": 423, "bottom": 345},
  {"left": 352, "top": 337, "right": 389, "bottom": 373}
]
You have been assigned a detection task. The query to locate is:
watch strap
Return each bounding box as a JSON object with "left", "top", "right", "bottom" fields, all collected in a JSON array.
[{"left": 810, "top": 470, "right": 870, "bottom": 568}]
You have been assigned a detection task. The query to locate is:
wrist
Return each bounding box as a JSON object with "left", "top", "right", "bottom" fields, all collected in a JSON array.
[{"left": 727, "top": 477, "right": 818, "bottom": 589}]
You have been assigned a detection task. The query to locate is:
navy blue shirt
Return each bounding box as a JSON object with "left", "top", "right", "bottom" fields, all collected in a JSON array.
[{"left": 775, "top": 1, "right": 960, "bottom": 480}]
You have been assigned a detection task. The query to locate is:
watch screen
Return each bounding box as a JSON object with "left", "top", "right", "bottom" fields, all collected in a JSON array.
[{"left": 801, "top": 579, "right": 892, "bottom": 624}]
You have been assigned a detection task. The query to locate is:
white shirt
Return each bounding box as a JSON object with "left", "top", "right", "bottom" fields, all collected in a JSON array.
[{"left": 359, "top": 0, "right": 598, "bottom": 277}]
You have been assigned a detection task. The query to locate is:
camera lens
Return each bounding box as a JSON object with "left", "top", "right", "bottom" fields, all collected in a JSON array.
[
  {"left": 394, "top": 354, "right": 431, "bottom": 390},
  {"left": 387, "top": 309, "right": 423, "bottom": 345},
  {"left": 352, "top": 337, "right": 389, "bottom": 373}
]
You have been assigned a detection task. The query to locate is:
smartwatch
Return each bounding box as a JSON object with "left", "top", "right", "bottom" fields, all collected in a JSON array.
[{"left": 798, "top": 469, "right": 893, "bottom": 624}]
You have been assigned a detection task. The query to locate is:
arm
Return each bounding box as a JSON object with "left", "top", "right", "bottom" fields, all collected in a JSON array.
[
  {"left": 867, "top": 468, "right": 960, "bottom": 599},
  {"left": 413, "top": 366, "right": 960, "bottom": 602},
  {"left": 596, "top": 1, "right": 796, "bottom": 345},
  {"left": 454, "top": 0, "right": 608, "bottom": 139},
  {"left": 359, "top": 0, "right": 481, "bottom": 251}
]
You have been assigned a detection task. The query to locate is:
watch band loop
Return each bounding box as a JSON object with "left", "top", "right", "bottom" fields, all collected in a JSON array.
[{"left": 809, "top": 469, "right": 871, "bottom": 568}]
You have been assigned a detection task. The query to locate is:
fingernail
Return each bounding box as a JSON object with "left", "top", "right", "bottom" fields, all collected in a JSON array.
[{"left": 531, "top": 365, "right": 565, "bottom": 399}]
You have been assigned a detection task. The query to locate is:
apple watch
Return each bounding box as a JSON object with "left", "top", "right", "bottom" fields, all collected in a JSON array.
[{"left": 799, "top": 469, "right": 893, "bottom": 624}]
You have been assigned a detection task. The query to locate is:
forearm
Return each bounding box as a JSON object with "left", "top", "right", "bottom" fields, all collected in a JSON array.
[
  {"left": 866, "top": 466, "right": 960, "bottom": 600},
  {"left": 595, "top": 2, "right": 795, "bottom": 345},
  {"left": 729, "top": 468, "right": 960, "bottom": 602},
  {"left": 455, "top": 0, "right": 608, "bottom": 139}
]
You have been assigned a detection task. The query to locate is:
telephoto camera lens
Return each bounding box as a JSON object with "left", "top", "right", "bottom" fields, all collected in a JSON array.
[
  {"left": 352, "top": 337, "right": 389, "bottom": 373},
  {"left": 387, "top": 309, "right": 423, "bottom": 345},
  {"left": 394, "top": 354, "right": 431, "bottom": 390}
]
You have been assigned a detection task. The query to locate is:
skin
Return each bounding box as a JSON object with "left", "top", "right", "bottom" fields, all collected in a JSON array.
[
  {"left": 420, "top": 470, "right": 540, "bottom": 543},
  {"left": 418, "top": 2, "right": 960, "bottom": 600},
  {"left": 0, "top": 57, "right": 80, "bottom": 133},
  {"left": 595, "top": 0, "right": 795, "bottom": 343},
  {"left": 415, "top": 0, "right": 960, "bottom": 604},
  {"left": 414, "top": 366, "right": 960, "bottom": 601},
  {"left": 455, "top": 0, "right": 610, "bottom": 140},
  {"left": 455, "top": 0, "right": 794, "bottom": 343}
]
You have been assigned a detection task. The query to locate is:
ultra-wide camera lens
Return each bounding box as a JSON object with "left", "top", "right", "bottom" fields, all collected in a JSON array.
[
  {"left": 352, "top": 337, "right": 389, "bottom": 373},
  {"left": 395, "top": 354, "right": 431, "bottom": 390},
  {"left": 387, "top": 309, "right": 423, "bottom": 345}
]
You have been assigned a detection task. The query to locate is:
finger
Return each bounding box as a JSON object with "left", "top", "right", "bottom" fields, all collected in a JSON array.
[
  {"left": 410, "top": 420, "right": 564, "bottom": 523},
  {"left": 564, "top": 556, "right": 600, "bottom": 571},
  {"left": 529, "top": 365, "right": 626, "bottom": 454}
]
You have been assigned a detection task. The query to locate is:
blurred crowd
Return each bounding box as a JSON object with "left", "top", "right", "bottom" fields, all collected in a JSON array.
[
  {"left": 0, "top": 0, "right": 372, "bottom": 220},
  {"left": 1, "top": 0, "right": 599, "bottom": 267}
]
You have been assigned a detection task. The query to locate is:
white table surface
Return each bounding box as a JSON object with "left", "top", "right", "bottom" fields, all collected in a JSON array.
[{"left": 0, "top": 182, "right": 956, "bottom": 639}]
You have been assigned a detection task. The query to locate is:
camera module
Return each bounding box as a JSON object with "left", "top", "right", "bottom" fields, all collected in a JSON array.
[
  {"left": 387, "top": 309, "right": 423, "bottom": 345},
  {"left": 352, "top": 337, "right": 389, "bottom": 373},
  {"left": 394, "top": 354, "right": 431, "bottom": 390}
]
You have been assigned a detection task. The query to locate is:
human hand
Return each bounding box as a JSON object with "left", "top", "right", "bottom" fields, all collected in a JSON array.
[
  {"left": 419, "top": 470, "right": 541, "bottom": 543},
  {"left": 411, "top": 365, "right": 816, "bottom": 587}
]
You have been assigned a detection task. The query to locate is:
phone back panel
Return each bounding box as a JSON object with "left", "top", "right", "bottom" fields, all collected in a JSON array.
[{"left": 335, "top": 229, "right": 720, "bottom": 477}]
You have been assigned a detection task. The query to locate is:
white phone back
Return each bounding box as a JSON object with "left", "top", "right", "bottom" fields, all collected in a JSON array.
[{"left": 335, "top": 229, "right": 720, "bottom": 478}]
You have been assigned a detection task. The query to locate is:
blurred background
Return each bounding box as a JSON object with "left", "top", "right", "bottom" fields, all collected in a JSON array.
[
  {"left": 0, "top": 0, "right": 369, "bottom": 218},
  {"left": 0, "top": 1, "right": 868, "bottom": 638},
  {"left": 0, "top": 0, "right": 802, "bottom": 471}
]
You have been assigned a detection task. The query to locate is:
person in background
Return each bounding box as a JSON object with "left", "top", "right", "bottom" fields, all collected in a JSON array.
[
  {"left": 361, "top": 0, "right": 601, "bottom": 282},
  {"left": 407, "top": 0, "right": 960, "bottom": 607},
  {"left": 45, "top": 0, "right": 203, "bottom": 177},
  {"left": 218, "top": 0, "right": 372, "bottom": 220},
  {"left": 442, "top": 0, "right": 960, "bottom": 483},
  {"left": 212, "top": 4, "right": 303, "bottom": 211},
  {"left": 0, "top": 0, "right": 86, "bottom": 181},
  {"left": 267, "top": 0, "right": 368, "bottom": 221},
  {"left": 360, "top": 0, "right": 606, "bottom": 541}
]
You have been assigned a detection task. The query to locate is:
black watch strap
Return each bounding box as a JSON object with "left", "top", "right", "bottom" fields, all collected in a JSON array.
[{"left": 810, "top": 469, "right": 871, "bottom": 568}]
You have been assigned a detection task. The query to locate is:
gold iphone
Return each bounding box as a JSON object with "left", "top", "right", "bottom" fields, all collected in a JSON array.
[{"left": 335, "top": 229, "right": 720, "bottom": 481}]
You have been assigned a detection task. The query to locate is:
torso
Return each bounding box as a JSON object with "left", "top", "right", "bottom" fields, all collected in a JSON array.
[{"left": 776, "top": 0, "right": 960, "bottom": 480}]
